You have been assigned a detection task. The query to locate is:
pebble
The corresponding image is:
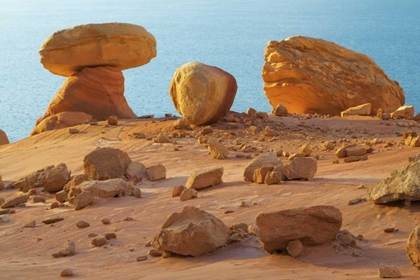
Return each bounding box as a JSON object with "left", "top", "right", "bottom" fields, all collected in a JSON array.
[
  {"left": 101, "top": 218, "right": 110, "bottom": 225},
  {"left": 136, "top": 255, "right": 148, "bottom": 262},
  {"left": 76, "top": 221, "right": 90, "bottom": 229},
  {"left": 60, "top": 268, "right": 74, "bottom": 277},
  {"left": 104, "top": 233, "right": 117, "bottom": 240},
  {"left": 42, "top": 217, "right": 64, "bottom": 224},
  {"left": 24, "top": 220, "right": 36, "bottom": 228}
]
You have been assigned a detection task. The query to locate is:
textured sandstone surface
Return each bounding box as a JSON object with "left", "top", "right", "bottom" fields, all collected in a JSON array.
[
  {"left": 170, "top": 62, "right": 237, "bottom": 125},
  {"left": 262, "top": 36, "right": 405, "bottom": 115},
  {"left": 40, "top": 22, "right": 156, "bottom": 77},
  {"left": 32, "top": 66, "right": 136, "bottom": 135}
]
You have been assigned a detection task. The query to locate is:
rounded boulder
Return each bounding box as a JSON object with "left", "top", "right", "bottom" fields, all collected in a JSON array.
[{"left": 170, "top": 62, "right": 237, "bottom": 125}]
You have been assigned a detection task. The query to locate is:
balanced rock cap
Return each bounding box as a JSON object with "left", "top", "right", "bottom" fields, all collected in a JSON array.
[{"left": 39, "top": 22, "right": 157, "bottom": 76}]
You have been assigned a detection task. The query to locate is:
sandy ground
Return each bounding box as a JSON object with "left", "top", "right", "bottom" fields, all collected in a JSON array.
[{"left": 1, "top": 114, "right": 420, "bottom": 279}]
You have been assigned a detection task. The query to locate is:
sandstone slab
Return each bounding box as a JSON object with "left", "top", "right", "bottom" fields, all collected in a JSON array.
[
  {"left": 40, "top": 23, "right": 156, "bottom": 77},
  {"left": 368, "top": 161, "right": 420, "bottom": 204},
  {"left": 74, "top": 179, "right": 134, "bottom": 198},
  {"left": 185, "top": 167, "right": 223, "bottom": 190},
  {"left": 256, "top": 205, "right": 342, "bottom": 253},
  {"left": 180, "top": 188, "right": 198, "bottom": 201},
  {"left": 262, "top": 36, "right": 404, "bottom": 115},
  {"left": 170, "top": 62, "right": 237, "bottom": 125},
  {"left": 391, "top": 105, "right": 415, "bottom": 119},
  {"left": 152, "top": 206, "right": 230, "bottom": 257},
  {"left": 284, "top": 157, "right": 317, "bottom": 180},
  {"left": 84, "top": 147, "right": 132, "bottom": 180},
  {"left": 1, "top": 193, "right": 30, "bottom": 209},
  {"left": 341, "top": 103, "right": 372, "bottom": 117}
]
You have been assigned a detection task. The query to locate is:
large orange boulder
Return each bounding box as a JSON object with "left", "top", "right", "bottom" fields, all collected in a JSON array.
[
  {"left": 39, "top": 22, "right": 156, "bottom": 77},
  {"left": 32, "top": 66, "right": 136, "bottom": 135},
  {"left": 262, "top": 36, "right": 405, "bottom": 115},
  {"left": 170, "top": 62, "right": 237, "bottom": 125}
]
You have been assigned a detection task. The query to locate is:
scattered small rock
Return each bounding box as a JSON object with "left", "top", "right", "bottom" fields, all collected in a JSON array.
[
  {"left": 384, "top": 228, "right": 398, "bottom": 233},
  {"left": 24, "top": 220, "right": 36, "bottom": 228},
  {"left": 50, "top": 201, "right": 59, "bottom": 209},
  {"left": 105, "top": 233, "right": 117, "bottom": 240},
  {"left": 180, "top": 188, "right": 198, "bottom": 201},
  {"left": 348, "top": 198, "right": 366, "bottom": 205},
  {"left": 378, "top": 266, "right": 402, "bottom": 278},
  {"left": 52, "top": 240, "right": 76, "bottom": 258},
  {"left": 107, "top": 116, "right": 118, "bottom": 125},
  {"left": 76, "top": 221, "right": 90, "bottom": 229},
  {"left": 172, "top": 186, "right": 185, "bottom": 197},
  {"left": 123, "top": 216, "right": 133, "bottom": 221},
  {"left": 42, "top": 217, "right": 64, "bottom": 224},
  {"left": 286, "top": 239, "right": 304, "bottom": 258},
  {"left": 136, "top": 255, "right": 148, "bottom": 262},
  {"left": 148, "top": 249, "right": 162, "bottom": 257},
  {"left": 60, "top": 268, "right": 74, "bottom": 277},
  {"left": 101, "top": 218, "right": 110, "bottom": 225},
  {"left": 90, "top": 236, "right": 107, "bottom": 247},
  {"left": 68, "top": 128, "right": 79, "bottom": 134}
]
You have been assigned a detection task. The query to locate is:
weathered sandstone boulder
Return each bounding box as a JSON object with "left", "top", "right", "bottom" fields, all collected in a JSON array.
[
  {"left": 256, "top": 205, "right": 342, "bottom": 253},
  {"left": 207, "top": 138, "right": 229, "bottom": 159},
  {"left": 84, "top": 147, "right": 132, "bottom": 180},
  {"left": 52, "top": 240, "right": 76, "bottom": 258},
  {"left": 125, "top": 161, "right": 146, "bottom": 180},
  {"left": 31, "top": 111, "right": 92, "bottom": 135},
  {"left": 1, "top": 192, "right": 30, "bottom": 209},
  {"left": 8, "top": 163, "right": 71, "bottom": 193},
  {"left": 170, "top": 62, "right": 237, "bottom": 125},
  {"left": 39, "top": 23, "right": 156, "bottom": 77},
  {"left": 407, "top": 225, "right": 420, "bottom": 269},
  {"left": 341, "top": 103, "right": 372, "bottom": 117},
  {"left": 0, "top": 129, "right": 9, "bottom": 145},
  {"left": 243, "top": 153, "right": 283, "bottom": 182},
  {"left": 272, "top": 104, "right": 288, "bottom": 117},
  {"left": 368, "top": 161, "right": 420, "bottom": 204},
  {"left": 185, "top": 167, "right": 223, "bottom": 190},
  {"left": 180, "top": 188, "right": 198, "bottom": 201},
  {"left": 283, "top": 157, "right": 317, "bottom": 180},
  {"left": 74, "top": 191, "right": 94, "bottom": 210},
  {"left": 152, "top": 206, "right": 230, "bottom": 257},
  {"left": 146, "top": 164, "right": 166, "bottom": 181},
  {"left": 73, "top": 179, "right": 134, "bottom": 198},
  {"left": 262, "top": 36, "right": 405, "bottom": 115},
  {"left": 391, "top": 105, "right": 415, "bottom": 119}
]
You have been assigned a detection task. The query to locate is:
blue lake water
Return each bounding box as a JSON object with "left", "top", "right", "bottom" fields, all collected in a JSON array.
[{"left": 1, "top": 0, "right": 419, "bottom": 142}]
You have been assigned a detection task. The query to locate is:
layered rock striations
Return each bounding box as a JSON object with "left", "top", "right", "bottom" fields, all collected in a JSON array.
[
  {"left": 32, "top": 22, "right": 156, "bottom": 135},
  {"left": 262, "top": 36, "right": 405, "bottom": 115},
  {"left": 170, "top": 62, "right": 237, "bottom": 125}
]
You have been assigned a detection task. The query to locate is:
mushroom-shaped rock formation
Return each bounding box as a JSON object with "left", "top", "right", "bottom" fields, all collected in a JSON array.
[
  {"left": 170, "top": 62, "right": 237, "bottom": 125},
  {"left": 262, "top": 36, "right": 405, "bottom": 115},
  {"left": 32, "top": 23, "right": 156, "bottom": 135},
  {"left": 39, "top": 22, "right": 156, "bottom": 77}
]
